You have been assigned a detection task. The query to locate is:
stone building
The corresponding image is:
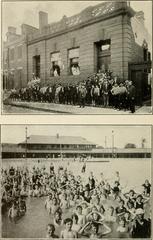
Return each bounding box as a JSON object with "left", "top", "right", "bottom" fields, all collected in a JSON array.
[{"left": 3, "top": 1, "right": 152, "bottom": 103}]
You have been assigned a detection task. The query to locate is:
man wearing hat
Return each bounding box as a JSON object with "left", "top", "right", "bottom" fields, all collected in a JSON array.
[
  {"left": 79, "top": 84, "right": 87, "bottom": 108},
  {"left": 102, "top": 78, "right": 110, "bottom": 107},
  {"left": 130, "top": 208, "right": 151, "bottom": 238},
  {"left": 128, "top": 81, "right": 136, "bottom": 113}
]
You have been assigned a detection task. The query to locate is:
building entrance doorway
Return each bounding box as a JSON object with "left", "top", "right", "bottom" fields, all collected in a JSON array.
[
  {"left": 95, "top": 39, "right": 111, "bottom": 72},
  {"left": 33, "top": 55, "right": 40, "bottom": 78},
  {"left": 129, "top": 62, "right": 151, "bottom": 106}
]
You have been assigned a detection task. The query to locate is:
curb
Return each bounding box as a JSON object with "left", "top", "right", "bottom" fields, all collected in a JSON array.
[{"left": 4, "top": 102, "right": 72, "bottom": 114}]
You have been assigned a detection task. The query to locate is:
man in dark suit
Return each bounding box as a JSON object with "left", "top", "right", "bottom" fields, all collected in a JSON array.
[
  {"left": 128, "top": 81, "right": 136, "bottom": 113},
  {"left": 102, "top": 78, "right": 110, "bottom": 107},
  {"left": 79, "top": 84, "right": 87, "bottom": 108}
]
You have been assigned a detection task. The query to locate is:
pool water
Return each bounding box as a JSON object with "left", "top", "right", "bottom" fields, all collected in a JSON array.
[{"left": 2, "top": 159, "right": 151, "bottom": 238}]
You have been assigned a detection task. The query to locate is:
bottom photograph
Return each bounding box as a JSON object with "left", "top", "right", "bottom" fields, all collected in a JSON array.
[{"left": 1, "top": 125, "right": 151, "bottom": 238}]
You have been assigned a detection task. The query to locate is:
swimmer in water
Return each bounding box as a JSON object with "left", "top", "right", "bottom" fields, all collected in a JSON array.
[
  {"left": 8, "top": 202, "right": 19, "bottom": 223},
  {"left": 60, "top": 218, "right": 77, "bottom": 238},
  {"left": 79, "top": 220, "right": 111, "bottom": 238},
  {"left": 33, "top": 184, "right": 40, "bottom": 197},
  {"left": 53, "top": 210, "right": 63, "bottom": 227},
  {"left": 116, "top": 217, "right": 129, "bottom": 238},
  {"left": 105, "top": 206, "right": 116, "bottom": 222},
  {"left": 142, "top": 179, "right": 151, "bottom": 197},
  {"left": 45, "top": 195, "right": 52, "bottom": 214},
  {"left": 86, "top": 209, "right": 105, "bottom": 224},
  {"left": 71, "top": 213, "right": 81, "bottom": 233},
  {"left": 75, "top": 205, "right": 85, "bottom": 226},
  {"left": 18, "top": 196, "right": 26, "bottom": 216},
  {"left": 46, "top": 224, "right": 59, "bottom": 238}
]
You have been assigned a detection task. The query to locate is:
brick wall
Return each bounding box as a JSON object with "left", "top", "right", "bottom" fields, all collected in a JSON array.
[
  {"left": 3, "top": 41, "right": 28, "bottom": 89},
  {"left": 130, "top": 16, "right": 151, "bottom": 63}
]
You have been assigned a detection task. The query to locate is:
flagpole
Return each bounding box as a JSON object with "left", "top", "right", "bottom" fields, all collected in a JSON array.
[
  {"left": 60, "top": 143, "right": 62, "bottom": 160},
  {"left": 57, "top": 133, "right": 62, "bottom": 161},
  {"left": 105, "top": 136, "right": 107, "bottom": 148}
]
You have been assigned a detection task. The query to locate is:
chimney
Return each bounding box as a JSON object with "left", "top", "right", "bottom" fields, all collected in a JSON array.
[
  {"left": 6, "top": 26, "right": 18, "bottom": 41},
  {"left": 21, "top": 24, "right": 27, "bottom": 35},
  {"left": 8, "top": 26, "right": 16, "bottom": 34},
  {"left": 39, "top": 11, "right": 48, "bottom": 31},
  {"left": 135, "top": 11, "right": 145, "bottom": 25}
]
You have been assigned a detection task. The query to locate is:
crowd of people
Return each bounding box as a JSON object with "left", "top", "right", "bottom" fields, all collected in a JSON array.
[
  {"left": 9, "top": 71, "right": 136, "bottom": 113},
  {"left": 1, "top": 162, "right": 151, "bottom": 238}
]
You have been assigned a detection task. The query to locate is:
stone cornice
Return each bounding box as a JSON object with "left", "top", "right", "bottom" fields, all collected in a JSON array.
[{"left": 28, "top": 6, "right": 135, "bottom": 46}]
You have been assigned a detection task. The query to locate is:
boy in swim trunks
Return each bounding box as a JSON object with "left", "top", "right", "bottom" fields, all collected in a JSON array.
[
  {"left": 46, "top": 224, "right": 58, "bottom": 238},
  {"left": 60, "top": 218, "right": 77, "bottom": 238}
]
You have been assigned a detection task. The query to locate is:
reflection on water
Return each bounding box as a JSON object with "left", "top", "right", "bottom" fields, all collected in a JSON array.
[
  {"left": 2, "top": 197, "right": 50, "bottom": 238},
  {"left": 2, "top": 197, "right": 131, "bottom": 238},
  {"left": 2, "top": 159, "right": 151, "bottom": 238}
]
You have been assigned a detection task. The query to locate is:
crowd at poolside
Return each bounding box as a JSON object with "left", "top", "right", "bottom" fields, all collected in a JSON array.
[
  {"left": 8, "top": 70, "right": 137, "bottom": 113},
  {"left": 1, "top": 163, "right": 151, "bottom": 238}
]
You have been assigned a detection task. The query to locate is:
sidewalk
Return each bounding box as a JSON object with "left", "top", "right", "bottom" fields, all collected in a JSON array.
[{"left": 4, "top": 100, "right": 152, "bottom": 114}]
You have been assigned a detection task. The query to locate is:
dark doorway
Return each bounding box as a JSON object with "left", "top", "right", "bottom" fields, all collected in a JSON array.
[
  {"left": 131, "top": 70, "right": 142, "bottom": 106},
  {"left": 3, "top": 74, "right": 8, "bottom": 90},
  {"left": 95, "top": 39, "right": 111, "bottom": 72},
  {"left": 33, "top": 55, "right": 40, "bottom": 78},
  {"left": 129, "top": 62, "right": 152, "bottom": 106}
]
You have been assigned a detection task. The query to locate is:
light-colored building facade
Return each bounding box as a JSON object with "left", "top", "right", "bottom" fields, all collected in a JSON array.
[
  {"left": 2, "top": 134, "right": 151, "bottom": 159},
  {"left": 3, "top": 1, "right": 152, "bottom": 102}
]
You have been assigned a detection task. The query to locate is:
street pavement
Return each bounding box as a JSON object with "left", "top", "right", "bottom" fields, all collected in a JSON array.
[
  {"left": 3, "top": 104, "right": 52, "bottom": 114},
  {"left": 3, "top": 101, "right": 152, "bottom": 114}
]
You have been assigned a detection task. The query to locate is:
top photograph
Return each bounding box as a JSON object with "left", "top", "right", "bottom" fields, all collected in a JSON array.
[{"left": 2, "top": 1, "right": 152, "bottom": 115}]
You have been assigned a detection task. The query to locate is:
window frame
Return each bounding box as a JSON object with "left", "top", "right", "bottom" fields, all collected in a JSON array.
[
  {"left": 68, "top": 47, "right": 80, "bottom": 75},
  {"left": 50, "top": 51, "right": 61, "bottom": 77}
]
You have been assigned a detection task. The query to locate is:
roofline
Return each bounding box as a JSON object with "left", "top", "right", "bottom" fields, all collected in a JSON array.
[
  {"left": 19, "top": 142, "right": 96, "bottom": 146},
  {"left": 28, "top": 7, "right": 135, "bottom": 46},
  {"left": 18, "top": 135, "right": 96, "bottom": 146},
  {"left": 21, "top": 23, "right": 39, "bottom": 31}
]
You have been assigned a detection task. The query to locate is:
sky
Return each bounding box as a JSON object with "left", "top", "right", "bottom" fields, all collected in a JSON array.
[
  {"left": 1, "top": 125, "right": 151, "bottom": 148},
  {"left": 2, "top": 1, "right": 152, "bottom": 40}
]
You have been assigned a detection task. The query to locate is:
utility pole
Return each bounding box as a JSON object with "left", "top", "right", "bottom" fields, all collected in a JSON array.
[
  {"left": 60, "top": 143, "right": 62, "bottom": 160},
  {"left": 57, "top": 133, "right": 62, "bottom": 160},
  {"left": 105, "top": 136, "right": 107, "bottom": 149}
]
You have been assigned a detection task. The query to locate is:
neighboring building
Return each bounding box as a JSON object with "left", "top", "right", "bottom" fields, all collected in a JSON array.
[
  {"left": 3, "top": 25, "right": 39, "bottom": 90},
  {"left": 2, "top": 1, "right": 152, "bottom": 103},
  {"left": 2, "top": 134, "right": 151, "bottom": 160}
]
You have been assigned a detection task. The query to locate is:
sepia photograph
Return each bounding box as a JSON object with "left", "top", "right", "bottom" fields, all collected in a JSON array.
[
  {"left": 1, "top": 125, "right": 151, "bottom": 238},
  {"left": 2, "top": 1, "right": 152, "bottom": 114}
]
